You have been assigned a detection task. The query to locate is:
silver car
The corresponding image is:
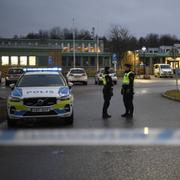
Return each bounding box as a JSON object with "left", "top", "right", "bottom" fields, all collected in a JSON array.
[{"left": 67, "top": 68, "right": 88, "bottom": 85}]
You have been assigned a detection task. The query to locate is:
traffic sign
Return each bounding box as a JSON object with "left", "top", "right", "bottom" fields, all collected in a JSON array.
[
  {"left": 112, "top": 53, "right": 117, "bottom": 64},
  {"left": 48, "top": 56, "right": 53, "bottom": 65}
]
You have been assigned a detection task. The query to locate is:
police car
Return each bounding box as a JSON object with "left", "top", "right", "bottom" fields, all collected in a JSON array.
[{"left": 7, "top": 68, "right": 74, "bottom": 127}]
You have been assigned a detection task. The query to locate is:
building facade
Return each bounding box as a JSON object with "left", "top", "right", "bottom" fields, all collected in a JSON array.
[
  {"left": 138, "top": 44, "right": 180, "bottom": 74},
  {"left": 0, "top": 38, "right": 111, "bottom": 76}
]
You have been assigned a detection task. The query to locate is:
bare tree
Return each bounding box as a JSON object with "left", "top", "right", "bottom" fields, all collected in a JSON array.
[{"left": 108, "top": 25, "right": 137, "bottom": 58}]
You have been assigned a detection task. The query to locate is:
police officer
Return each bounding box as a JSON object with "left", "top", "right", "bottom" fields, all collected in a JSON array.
[
  {"left": 121, "top": 64, "right": 135, "bottom": 119},
  {"left": 102, "top": 67, "right": 113, "bottom": 119}
]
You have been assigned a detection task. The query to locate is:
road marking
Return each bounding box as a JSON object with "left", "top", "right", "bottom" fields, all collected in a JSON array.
[{"left": 0, "top": 128, "right": 179, "bottom": 146}]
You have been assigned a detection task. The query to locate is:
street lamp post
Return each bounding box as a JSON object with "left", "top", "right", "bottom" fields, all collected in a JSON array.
[
  {"left": 142, "top": 46, "right": 146, "bottom": 77},
  {"left": 73, "top": 18, "right": 76, "bottom": 68},
  {"left": 96, "top": 35, "right": 99, "bottom": 71}
]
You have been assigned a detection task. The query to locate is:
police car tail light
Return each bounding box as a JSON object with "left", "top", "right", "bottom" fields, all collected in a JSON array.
[{"left": 23, "top": 67, "right": 62, "bottom": 72}]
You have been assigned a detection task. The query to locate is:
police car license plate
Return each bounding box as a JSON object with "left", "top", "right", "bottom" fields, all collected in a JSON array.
[{"left": 30, "top": 107, "right": 50, "bottom": 113}]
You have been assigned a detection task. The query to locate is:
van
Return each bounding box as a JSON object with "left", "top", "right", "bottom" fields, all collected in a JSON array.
[{"left": 154, "top": 64, "right": 173, "bottom": 78}]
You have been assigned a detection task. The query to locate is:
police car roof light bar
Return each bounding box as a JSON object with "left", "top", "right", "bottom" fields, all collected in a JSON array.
[{"left": 23, "top": 67, "right": 62, "bottom": 72}]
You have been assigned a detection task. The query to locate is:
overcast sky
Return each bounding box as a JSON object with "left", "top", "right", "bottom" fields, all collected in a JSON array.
[{"left": 0, "top": 0, "right": 180, "bottom": 38}]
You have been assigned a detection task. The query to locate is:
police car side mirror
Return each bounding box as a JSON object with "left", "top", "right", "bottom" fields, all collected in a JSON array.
[
  {"left": 9, "top": 83, "right": 15, "bottom": 90},
  {"left": 68, "top": 82, "right": 73, "bottom": 89}
]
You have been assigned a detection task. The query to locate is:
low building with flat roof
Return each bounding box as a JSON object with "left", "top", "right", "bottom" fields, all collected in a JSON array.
[{"left": 0, "top": 38, "right": 111, "bottom": 76}]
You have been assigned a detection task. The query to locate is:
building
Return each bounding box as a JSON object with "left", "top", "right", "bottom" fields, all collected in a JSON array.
[
  {"left": 136, "top": 44, "right": 180, "bottom": 74},
  {"left": 0, "top": 38, "right": 111, "bottom": 76}
]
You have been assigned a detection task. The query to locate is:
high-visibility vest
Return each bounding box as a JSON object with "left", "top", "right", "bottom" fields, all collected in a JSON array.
[
  {"left": 102, "top": 74, "right": 108, "bottom": 85},
  {"left": 122, "top": 71, "right": 133, "bottom": 85}
]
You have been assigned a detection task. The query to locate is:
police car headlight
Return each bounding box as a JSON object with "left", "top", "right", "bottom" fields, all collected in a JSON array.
[
  {"left": 57, "top": 95, "right": 72, "bottom": 102},
  {"left": 9, "top": 96, "right": 22, "bottom": 102}
]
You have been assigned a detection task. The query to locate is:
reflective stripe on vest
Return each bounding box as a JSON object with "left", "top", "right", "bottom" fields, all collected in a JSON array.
[
  {"left": 102, "top": 74, "right": 107, "bottom": 85},
  {"left": 122, "top": 71, "right": 133, "bottom": 85}
]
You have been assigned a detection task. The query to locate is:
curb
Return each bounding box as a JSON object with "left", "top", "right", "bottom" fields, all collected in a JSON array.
[{"left": 162, "top": 93, "right": 180, "bottom": 102}]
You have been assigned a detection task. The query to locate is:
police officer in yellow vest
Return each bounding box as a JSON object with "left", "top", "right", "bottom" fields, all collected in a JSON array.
[
  {"left": 102, "top": 67, "right": 113, "bottom": 119},
  {"left": 121, "top": 64, "right": 135, "bottom": 119}
]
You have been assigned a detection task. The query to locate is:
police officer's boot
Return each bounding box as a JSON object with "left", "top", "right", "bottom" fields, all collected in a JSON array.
[
  {"left": 102, "top": 113, "right": 111, "bottom": 119},
  {"left": 121, "top": 113, "right": 128, "bottom": 117},
  {"left": 126, "top": 114, "right": 133, "bottom": 119}
]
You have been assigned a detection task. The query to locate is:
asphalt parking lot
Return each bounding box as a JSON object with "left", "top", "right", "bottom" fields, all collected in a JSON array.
[
  {"left": 0, "top": 77, "right": 180, "bottom": 128},
  {"left": 1, "top": 77, "right": 180, "bottom": 179}
]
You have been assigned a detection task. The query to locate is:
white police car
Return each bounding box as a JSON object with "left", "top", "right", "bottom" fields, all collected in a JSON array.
[{"left": 7, "top": 68, "right": 74, "bottom": 127}]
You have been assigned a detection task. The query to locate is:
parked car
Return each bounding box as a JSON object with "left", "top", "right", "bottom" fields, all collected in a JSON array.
[
  {"left": 66, "top": 68, "right": 88, "bottom": 85},
  {"left": 154, "top": 64, "right": 173, "bottom": 78},
  {"left": 95, "top": 68, "right": 117, "bottom": 85},
  {"left": 5, "top": 67, "right": 24, "bottom": 86}
]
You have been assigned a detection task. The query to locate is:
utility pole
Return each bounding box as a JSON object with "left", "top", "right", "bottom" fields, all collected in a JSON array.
[
  {"left": 73, "top": 18, "right": 76, "bottom": 68},
  {"left": 96, "top": 35, "right": 99, "bottom": 71}
]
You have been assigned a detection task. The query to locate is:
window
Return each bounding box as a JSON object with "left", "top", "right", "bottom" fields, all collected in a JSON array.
[
  {"left": 20, "top": 56, "right": 27, "bottom": 66},
  {"left": 62, "top": 56, "right": 67, "bottom": 66},
  {"left": 76, "top": 56, "right": 81, "bottom": 66},
  {"left": 83, "top": 57, "right": 89, "bottom": 66},
  {"left": 8, "top": 68, "right": 24, "bottom": 74},
  {"left": 99, "top": 57, "right": 103, "bottom": 66},
  {"left": 70, "top": 69, "right": 85, "bottom": 74},
  {"left": 29, "top": 56, "right": 36, "bottom": 66},
  {"left": 1, "top": 56, "right": 9, "bottom": 65},
  {"left": 90, "top": 57, "right": 95, "bottom": 66},
  {"left": 11, "top": 56, "right": 18, "bottom": 65},
  {"left": 17, "top": 74, "right": 65, "bottom": 87},
  {"left": 68, "top": 57, "right": 73, "bottom": 66}
]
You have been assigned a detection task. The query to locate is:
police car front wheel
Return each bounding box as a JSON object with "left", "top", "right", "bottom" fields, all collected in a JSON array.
[
  {"left": 66, "top": 112, "right": 74, "bottom": 125},
  {"left": 7, "top": 115, "right": 17, "bottom": 128}
]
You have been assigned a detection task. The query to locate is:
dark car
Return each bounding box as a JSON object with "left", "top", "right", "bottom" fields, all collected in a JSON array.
[{"left": 5, "top": 68, "right": 24, "bottom": 86}]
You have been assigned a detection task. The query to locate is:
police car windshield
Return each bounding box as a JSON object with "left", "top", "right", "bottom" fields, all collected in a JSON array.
[{"left": 17, "top": 74, "right": 65, "bottom": 87}]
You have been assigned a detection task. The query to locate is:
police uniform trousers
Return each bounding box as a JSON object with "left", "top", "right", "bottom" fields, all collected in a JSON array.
[
  {"left": 103, "top": 88, "right": 112, "bottom": 116},
  {"left": 123, "top": 92, "right": 134, "bottom": 115}
]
